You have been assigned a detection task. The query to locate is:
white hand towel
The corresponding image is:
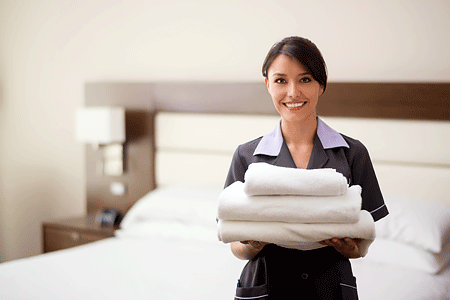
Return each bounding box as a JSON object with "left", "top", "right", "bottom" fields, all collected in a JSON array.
[
  {"left": 217, "top": 210, "right": 375, "bottom": 257},
  {"left": 244, "top": 162, "right": 348, "bottom": 196},
  {"left": 218, "top": 181, "right": 362, "bottom": 224}
]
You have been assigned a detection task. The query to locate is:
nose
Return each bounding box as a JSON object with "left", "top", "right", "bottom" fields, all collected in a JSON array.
[{"left": 288, "top": 82, "right": 302, "bottom": 98}]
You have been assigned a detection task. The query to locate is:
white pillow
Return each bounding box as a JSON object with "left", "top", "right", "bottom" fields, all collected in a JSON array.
[
  {"left": 376, "top": 195, "right": 450, "bottom": 253},
  {"left": 120, "top": 183, "right": 223, "bottom": 229},
  {"left": 364, "top": 238, "right": 450, "bottom": 274}
]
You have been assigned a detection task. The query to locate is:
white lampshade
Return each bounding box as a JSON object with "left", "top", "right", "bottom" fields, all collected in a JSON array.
[{"left": 76, "top": 107, "right": 125, "bottom": 144}]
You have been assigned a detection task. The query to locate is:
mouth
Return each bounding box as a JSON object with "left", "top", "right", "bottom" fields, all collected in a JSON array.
[{"left": 283, "top": 102, "right": 306, "bottom": 109}]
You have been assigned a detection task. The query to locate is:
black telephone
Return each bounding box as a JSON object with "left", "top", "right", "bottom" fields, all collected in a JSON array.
[{"left": 96, "top": 209, "right": 123, "bottom": 227}]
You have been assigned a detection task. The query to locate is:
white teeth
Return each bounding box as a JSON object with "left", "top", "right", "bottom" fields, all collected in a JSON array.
[{"left": 285, "top": 102, "right": 305, "bottom": 108}]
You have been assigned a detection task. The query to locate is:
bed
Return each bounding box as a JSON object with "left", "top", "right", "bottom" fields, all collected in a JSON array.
[{"left": 0, "top": 82, "right": 450, "bottom": 299}]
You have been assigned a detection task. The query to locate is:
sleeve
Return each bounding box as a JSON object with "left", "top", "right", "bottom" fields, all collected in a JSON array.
[
  {"left": 350, "top": 142, "right": 389, "bottom": 222},
  {"left": 224, "top": 145, "right": 247, "bottom": 188}
]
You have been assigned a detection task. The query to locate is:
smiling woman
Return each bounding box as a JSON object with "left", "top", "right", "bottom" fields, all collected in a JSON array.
[
  {"left": 226, "top": 36, "right": 388, "bottom": 300},
  {"left": 262, "top": 37, "right": 327, "bottom": 170},
  {"left": 264, "top": 54, "right": 323, "bottom": 129}
]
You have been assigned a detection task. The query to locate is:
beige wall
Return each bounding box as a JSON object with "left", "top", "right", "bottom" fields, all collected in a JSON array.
[{"left": 0, "top": 0, "right": 449, "bottom": 262}]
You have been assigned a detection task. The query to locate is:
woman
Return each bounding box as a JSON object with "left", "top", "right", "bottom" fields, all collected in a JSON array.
[{"left": 225, "top": 37, "right": 388, "bottom": 299}]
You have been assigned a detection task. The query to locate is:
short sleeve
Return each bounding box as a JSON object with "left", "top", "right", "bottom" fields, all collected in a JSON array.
[
  {"left": 224, "top": 145, "right": 247, "bottom": 188},
  {"left": 350, "top": 143, "right": 389, "bottom": 221}
]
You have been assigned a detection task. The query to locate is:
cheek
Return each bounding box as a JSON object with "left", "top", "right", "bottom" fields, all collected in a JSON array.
[
  {"left": 268, "top": 87, "right": 285, "bottom": 103},
  {"left": 305, "top": 86, "right": 321, "bottom": 101}
]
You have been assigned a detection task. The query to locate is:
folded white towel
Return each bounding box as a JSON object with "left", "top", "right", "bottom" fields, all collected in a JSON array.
[
  {"left": 218, "top": 181, "right": 362, "bottom": 224},
  {"left": 217, "top": 210, "right": 375, "bottom": 257},
  {"left": 244, "top": 162, "right": 348, "bottom": 196}
]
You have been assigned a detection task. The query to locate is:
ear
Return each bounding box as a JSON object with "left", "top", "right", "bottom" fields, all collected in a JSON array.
[
  {"left": 319, "top": 85, "right": 324, "bottom": 96},
  {"left": 264, "top": 77, "right": 269, "bottom": 89}
]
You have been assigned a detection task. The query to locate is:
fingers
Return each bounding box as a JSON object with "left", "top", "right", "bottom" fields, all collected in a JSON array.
[
  {"left": 319, "top": 237, "right": 361, "bottom": 258},
  {"left": 320, "top": 237, "right": 355, "bottom": 247},
  {"left": 240, "top": 240, "right": 268, "bottom": 250}
]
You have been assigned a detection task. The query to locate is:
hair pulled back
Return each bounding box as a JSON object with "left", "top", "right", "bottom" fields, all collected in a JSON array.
[{"left": 262, "top": 37, "right": 328, "bottom": 92}]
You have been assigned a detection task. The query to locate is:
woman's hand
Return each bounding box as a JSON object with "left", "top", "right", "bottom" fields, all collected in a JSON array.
[
  {"left": 240, "top": 240, "right": 268, "bottom": 250},
  {"left": 231, "top": 241, "right": 269, "bottom": 260},
  {"left": 319, "top": 237, "right": 363, "bottom": 259}
]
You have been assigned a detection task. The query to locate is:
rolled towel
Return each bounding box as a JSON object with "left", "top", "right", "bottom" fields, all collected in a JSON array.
[
  {"left": 217, "top": 210, "right": 375, "bottom": 257},
  {"left": 218, "top": 181, "right": 362, "bottom": 224},
  {"left": 244, "top": 162, "right": 348, "bottom": 196}
]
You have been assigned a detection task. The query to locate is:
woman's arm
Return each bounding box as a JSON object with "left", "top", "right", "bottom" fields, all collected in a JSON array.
[{"left": 231, "top": 241, "right": 269, "bottom": 260}]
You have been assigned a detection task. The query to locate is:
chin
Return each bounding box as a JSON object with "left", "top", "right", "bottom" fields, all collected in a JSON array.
[{"left": 280, "top": 111, "right": 316, "bottom": 124}]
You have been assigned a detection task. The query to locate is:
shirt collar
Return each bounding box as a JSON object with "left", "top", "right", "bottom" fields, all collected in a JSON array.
[{"left": 253, "top": 117, "right": 349, "bottom": 156}]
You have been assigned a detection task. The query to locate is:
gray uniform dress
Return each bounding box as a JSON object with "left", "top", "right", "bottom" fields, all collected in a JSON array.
[{"left": 225, "top": 118, "right": 388, "bottom": 300}]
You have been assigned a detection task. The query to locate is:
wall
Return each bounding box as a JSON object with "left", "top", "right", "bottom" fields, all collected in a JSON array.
[{"left": 0, "top": 0, "right": 449, "bottom": 262}]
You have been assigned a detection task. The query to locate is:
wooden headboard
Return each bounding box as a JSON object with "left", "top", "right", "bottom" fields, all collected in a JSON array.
[{"left": 84, "top": 82, "right": 450, "bottom": 214}]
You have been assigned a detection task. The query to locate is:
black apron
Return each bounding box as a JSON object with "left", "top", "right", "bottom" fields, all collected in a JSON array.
[{"left": 235, "top": 245, "right": 359, "bottom": 300}]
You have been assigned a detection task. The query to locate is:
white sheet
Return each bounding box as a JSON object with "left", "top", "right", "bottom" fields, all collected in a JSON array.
[
  {"left": 351, "top": 258, "right": 450, "bottom": 299},
  {"left": 0, "top": 230, "right": 449, "bottom": 299},
  {"left": 0, "top": 236, "right": 246, "bottom": 300}
]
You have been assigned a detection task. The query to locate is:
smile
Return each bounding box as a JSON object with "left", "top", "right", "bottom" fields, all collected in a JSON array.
[{"left": 284, "top": 102, "right": 306, "bottom": 108}]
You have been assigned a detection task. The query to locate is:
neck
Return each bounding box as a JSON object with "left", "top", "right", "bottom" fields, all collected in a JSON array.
[{"left": 281, "top": 117, "right": 318, "bottom": 146}]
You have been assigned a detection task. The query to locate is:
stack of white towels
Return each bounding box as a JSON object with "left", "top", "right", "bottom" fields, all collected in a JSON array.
[{"left": 217, "top": 163, "right": 376, "bottom": 257}]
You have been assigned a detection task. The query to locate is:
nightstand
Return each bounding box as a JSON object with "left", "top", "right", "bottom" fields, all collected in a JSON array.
[{"left": 42, "top": 215, "right": 117, "bottom": 253}]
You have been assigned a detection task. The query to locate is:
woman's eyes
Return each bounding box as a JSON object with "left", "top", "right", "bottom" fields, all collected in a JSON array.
[
  {"left": 274, "top": 78, "right": 286, "bottom": 84},
  {"left": 274, "top": 77, "right": 312, "bottom": 84}
]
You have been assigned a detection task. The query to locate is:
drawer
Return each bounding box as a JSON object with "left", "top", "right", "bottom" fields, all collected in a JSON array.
[{"left": 43, "top": 227, "right": 106, "bottom": 253}]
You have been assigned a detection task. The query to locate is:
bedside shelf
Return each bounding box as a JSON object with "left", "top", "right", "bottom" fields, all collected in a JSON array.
[{"left": 42, "top": 215, "right": 118, "bottom": 253}]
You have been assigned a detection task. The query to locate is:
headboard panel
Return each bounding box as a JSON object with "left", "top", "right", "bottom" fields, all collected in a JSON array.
[
  {"left": 320, "top": 117, "right": 450, "bottom": 167},
  {"left": 155, "top": 113, "right": 279, "bottom": 186},
  {"left": 319, "top": 117, "right": 450, "bottom": 203},
  {"left": 155, "top": 112, "right": 450, "bottom": 204}
]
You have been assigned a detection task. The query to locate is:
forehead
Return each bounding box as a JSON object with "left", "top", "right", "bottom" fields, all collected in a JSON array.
[{"left": 268, "top": 54, "right": 308, "bottom": 75}]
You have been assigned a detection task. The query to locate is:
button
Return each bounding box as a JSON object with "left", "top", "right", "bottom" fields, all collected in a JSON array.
[
  {"left": 301, "top": 273, "right": 308, "bottom": 280},
  {"left": 70, "top": 232, "right": 80, "bottom": 241}
]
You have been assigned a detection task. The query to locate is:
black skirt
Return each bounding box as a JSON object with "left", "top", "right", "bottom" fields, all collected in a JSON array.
[{"left": 235, "top": 245, "right": 358, "bottom": 300}]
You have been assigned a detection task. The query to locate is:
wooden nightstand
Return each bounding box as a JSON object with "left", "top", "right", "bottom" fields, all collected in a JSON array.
[{"left": 42, "top": 215, "right": 117, "bottom": 253}]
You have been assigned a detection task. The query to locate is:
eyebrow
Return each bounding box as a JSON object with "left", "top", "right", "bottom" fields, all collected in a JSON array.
[{"left": 271, "top": 72, "right": 311, "bottom": 77}]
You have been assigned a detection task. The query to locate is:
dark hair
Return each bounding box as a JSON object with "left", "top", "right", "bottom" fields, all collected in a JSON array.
[{"left": 262, "top": 37, "right": 328, "bottom": 92}]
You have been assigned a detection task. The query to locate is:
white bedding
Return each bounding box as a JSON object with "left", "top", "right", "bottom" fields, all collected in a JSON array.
[
  {"left": 0, "top": 232, "right": 448, "bottom": 299},
  {"left": 1, "top": 184, "right": 449, "bottom": 300},
  {"left": 0, "top": 235, "right": 246, "bottom": 300},
  {"left": 352, "top": 253, "right": 450, "bottom": 299}
]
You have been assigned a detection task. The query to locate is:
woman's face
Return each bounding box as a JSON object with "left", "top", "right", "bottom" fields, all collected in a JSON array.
[{"left": 265, "top": 54, "right": 324, "bottom": 124}]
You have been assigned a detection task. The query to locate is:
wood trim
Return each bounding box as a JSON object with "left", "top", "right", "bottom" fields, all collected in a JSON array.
[
  {"left": 318, "top": 82, "right": 450, "bottom": 121},
  {"left": 86, "top": 81, "right": 450, "bottom": 120},
  {"left": 150, "top": 81, "right": 450, "bottom": 120},
  {"left": 84, "top": 82, "right": 156, "bottom": 215},
  {"left": 84, "top": 111, "right": 155, "bottom": 215}
]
